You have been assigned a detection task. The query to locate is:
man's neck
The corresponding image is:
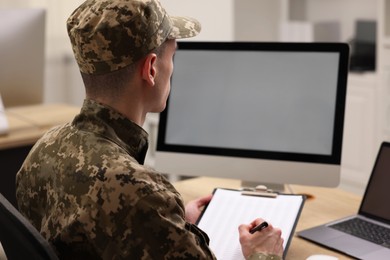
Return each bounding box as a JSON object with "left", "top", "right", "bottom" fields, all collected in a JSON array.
[{"left": 87, "top": 96, "right": 146, "bottom": 127}]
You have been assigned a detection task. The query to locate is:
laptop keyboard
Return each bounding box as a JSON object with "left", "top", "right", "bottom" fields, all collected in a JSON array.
[{"left": 330, "top": 218, "right": 390, "bottom": 248}]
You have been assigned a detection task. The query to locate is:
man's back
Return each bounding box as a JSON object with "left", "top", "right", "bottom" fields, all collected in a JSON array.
[{"left": 16, "top": 100, "right": 215, "bottom": 259}]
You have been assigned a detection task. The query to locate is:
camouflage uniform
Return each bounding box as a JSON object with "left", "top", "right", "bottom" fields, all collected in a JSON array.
[
  {"left": 16, "top": 99, "right": 216, "bottom": 259},
  {"left": 16, "top": 0, "right": 281, "bottom": 259}
]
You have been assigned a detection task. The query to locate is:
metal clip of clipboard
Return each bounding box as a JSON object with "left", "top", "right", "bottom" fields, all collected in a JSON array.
[{"left": 240, "top": 185, "right": 278, "bottom": 198}]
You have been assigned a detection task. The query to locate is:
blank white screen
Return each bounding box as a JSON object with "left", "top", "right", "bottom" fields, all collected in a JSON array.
[{"left": 166, "top": 50, "right": 340, "bottom": 155}]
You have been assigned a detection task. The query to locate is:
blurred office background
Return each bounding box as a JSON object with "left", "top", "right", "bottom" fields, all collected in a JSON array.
[{"left": 1, "top": 0, "right": 390, "bottom": 195}]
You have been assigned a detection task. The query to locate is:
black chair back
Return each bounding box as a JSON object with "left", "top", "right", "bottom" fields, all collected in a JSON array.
[{"left": 0, "top": 193, "right": 58, "bottom": 260}]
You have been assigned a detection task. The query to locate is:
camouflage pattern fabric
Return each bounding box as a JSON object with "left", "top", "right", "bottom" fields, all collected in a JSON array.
[
  {"left": 67, "top": 0, "right": 201, "bottom": 75},
  {"left": 16, "top": 99, "right": 216, "bottom": 259}
]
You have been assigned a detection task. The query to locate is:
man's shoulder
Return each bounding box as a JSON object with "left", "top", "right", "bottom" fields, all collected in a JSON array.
[
  {"left": 101, "top": 161, "right": 176, "bottom": 199},
  {"left": 36, "top": 122, "right": 123, "bottom": 155}
]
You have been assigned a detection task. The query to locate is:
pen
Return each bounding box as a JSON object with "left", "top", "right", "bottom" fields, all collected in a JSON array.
[{"left": 249, "top": 221, "right": 268, "bottom": 234}]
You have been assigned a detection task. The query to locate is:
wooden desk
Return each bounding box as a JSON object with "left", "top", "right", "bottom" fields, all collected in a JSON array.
[
  {"left": 173, "top": 177, "right": 361, "bottom": 260},
  {"left": 0, "top": 104, "right": 80, "bottom": 207},
  {"left": 1, "top": 104, "right": 80, "bottom": 149}
]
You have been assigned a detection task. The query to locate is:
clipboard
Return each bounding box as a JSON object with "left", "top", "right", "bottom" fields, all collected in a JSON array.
[{"left": 196, "top": 188, "right": 305, "bottom": 259}]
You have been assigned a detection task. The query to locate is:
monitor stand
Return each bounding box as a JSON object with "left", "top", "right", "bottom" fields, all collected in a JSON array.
[{"left": 241, "top": 180, "right": 285, "bottom": 193}]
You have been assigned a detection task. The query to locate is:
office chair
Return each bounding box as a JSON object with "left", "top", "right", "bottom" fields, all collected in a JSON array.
[{"left": 0, "top": 193, "right": 59, "bottom": 260}]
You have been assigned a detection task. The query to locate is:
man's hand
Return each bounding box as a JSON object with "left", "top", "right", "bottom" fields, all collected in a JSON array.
[
  {"left": 185, "top": 194, "right": 213, "bottom": 224},
  {"left": 239, "top": 218, "right": 284, "bottom": 259}
]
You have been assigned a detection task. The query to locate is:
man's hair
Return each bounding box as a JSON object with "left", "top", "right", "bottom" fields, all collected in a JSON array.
[
  {"left": 81, "top": 62, "right": 138, "bottom": 100},
  {"left": 82, "top": 41, "right": 169, "bottom": 100}
]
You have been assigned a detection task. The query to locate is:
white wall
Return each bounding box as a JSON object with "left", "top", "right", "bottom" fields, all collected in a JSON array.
[
  {"left": 234, "top": 0, "right": 283, "bottom": 41},
  {"left": 161, "top": 0, "right": 234, "bottom": 41}
]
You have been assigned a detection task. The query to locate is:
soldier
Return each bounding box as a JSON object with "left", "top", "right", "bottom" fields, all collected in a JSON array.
[{"left": 16, "top": 0, "right": 284, "bottom": 259}]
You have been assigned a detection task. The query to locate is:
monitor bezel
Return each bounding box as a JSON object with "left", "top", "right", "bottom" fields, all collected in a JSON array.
[{"left": 157, "top": 41, "right": 349, "bottom": 166}]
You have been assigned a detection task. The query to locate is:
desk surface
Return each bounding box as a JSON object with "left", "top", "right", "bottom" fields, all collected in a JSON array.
[
  {"left": 0, "top": 104, "right": 80, "bottom": 149},
  {"left": 173, "top": 176, "right": 360, "bottom": 260}
]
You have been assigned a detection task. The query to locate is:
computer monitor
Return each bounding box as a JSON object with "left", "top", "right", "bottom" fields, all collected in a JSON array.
[
  {"left": 0, "top": 8, "right": 45, "bottom": 107},
  {"left": 156, "top": 42, "right": 349, "bottom": 189}
]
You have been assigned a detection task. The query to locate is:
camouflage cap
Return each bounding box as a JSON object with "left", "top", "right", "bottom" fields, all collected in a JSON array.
[{"left": 67, "top": 0, "right": 201, "bottom": 75}]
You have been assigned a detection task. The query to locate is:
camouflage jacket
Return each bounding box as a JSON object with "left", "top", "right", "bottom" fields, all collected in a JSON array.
[{"left": 16, "top": 99, "right": 216, "bottom": 259}]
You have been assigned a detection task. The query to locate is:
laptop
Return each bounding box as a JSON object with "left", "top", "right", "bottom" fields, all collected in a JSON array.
[{"left": 298, "top": 142, "right": 390, "bottom": 260}]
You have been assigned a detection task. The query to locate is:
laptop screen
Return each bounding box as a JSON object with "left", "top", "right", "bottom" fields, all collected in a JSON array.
[{"left": 360, "top": 143, "right": 390, "bottom": 223}]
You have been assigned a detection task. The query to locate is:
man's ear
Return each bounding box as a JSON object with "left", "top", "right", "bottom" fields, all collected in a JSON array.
[{"left": 141, "top": 53, "right": 158, "bottom": 86}]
